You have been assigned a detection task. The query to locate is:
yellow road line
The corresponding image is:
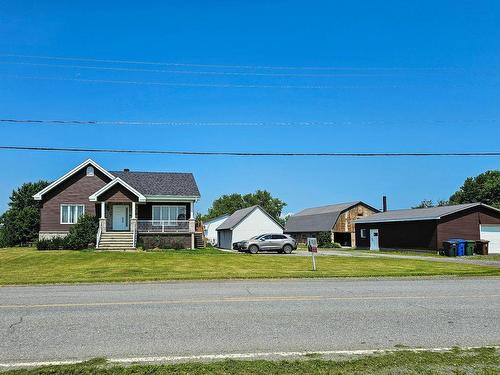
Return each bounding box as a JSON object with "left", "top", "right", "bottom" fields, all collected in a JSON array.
[{"left": 0, "top": 294, "right": 499, "bottom": 309}]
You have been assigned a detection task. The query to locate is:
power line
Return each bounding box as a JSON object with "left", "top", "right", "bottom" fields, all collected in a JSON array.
[
  {"left": 2, "top": 74, "right": 365, "bottom": 89},
  {"left": 0, "top": 53, "right": 464, "bottom": 71},
  {"left": 0, "top": 118, "right": 498, "bottom": 127},
  {"left": 0, "top": 146, "right": 498, "bottom": 157},
  {"left": 0, "top": 61, "right": 392, "bottom": 78}
]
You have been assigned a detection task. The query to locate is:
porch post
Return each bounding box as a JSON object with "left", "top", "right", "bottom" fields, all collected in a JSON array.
[
  {"left": 132, "top": 202, "right": 136, "bottom": 219},
  {"left": 190, "top": 201, "right": 194, "bottom": 219},
  {"left": 99, "top": 201, "right": 106, "bottom": 233}
]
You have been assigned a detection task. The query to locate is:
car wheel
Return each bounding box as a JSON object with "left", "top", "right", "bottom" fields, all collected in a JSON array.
[
  {"left": 283, "top": 244, "right": 293, "bottom": 254},
  {"left": 249, "top": 245, "right": 259, "bottom": 254}
]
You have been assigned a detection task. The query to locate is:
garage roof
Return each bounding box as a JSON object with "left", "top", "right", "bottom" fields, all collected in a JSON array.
[
  {"left": 355, "top": 203, "right": 500, "bottom": 223},
  {"left": 285, "top": 201, "right": 377, "bottom": 232},
  {"left": 216, "top": 205, "right": 283, "bottom": 231}
]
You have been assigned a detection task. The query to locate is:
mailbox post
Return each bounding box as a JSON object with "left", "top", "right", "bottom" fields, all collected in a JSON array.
[{"left": 307, "top": 237, "right": 318, "bottom": 271}]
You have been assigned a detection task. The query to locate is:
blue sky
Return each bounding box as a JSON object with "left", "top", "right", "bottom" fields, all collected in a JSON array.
[{"left": 0, "top": 1, "right": 498, "bottom": 215}]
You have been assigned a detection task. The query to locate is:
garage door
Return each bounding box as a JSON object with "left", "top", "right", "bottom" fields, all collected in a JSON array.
[{"left": 480, "top": 225, "right": 500, "bottom": 254}]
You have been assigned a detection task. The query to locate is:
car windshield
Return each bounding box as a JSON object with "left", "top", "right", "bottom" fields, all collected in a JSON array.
[{"left": 250, "top": 235, "right": 265, "bottom": 240}]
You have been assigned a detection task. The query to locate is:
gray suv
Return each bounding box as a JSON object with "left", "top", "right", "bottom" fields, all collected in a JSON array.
[{"left": 233, "top": 233, "right": 297, "bottom": 254}]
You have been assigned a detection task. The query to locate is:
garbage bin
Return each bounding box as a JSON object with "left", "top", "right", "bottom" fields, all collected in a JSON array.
[
  {"left": 474, "top": 240, "right": 489, "bottom": 255},
  {"left": 442, "top": 241, "right": 457, "bottom": 257},
  {"left": 448, "top": 239, "right": 466, "bottom": 256},
  {"left": 465, "top": 240, "right": 475, "bottom": 256}
]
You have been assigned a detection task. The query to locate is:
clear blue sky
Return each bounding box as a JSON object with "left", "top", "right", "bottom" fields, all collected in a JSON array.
[{"left": 0, "top": 1, "right": 498, "bottom": 215}]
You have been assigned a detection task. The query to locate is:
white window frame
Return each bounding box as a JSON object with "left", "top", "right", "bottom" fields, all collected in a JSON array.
[
  {"left": 86, "top": 166, "right": 95, "bottom": 176},
  {"left": 360, "top": 229, "right": 367, "bottom": 239},
  {"left": 60, "top": 204, "right": 85, "bottom": 224},
  {"left": 152, "top": 205, "right": 187, "bottom": 226}
]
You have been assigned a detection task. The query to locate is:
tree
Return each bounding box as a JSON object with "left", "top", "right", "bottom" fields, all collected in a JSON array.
[
  {"left": 1, "top": 180, "right": 49, "bottom": 246},
  {"left": 203, "top": 190, "right": 286, "bottom": 222},
  {"left": 412, "top": 199, "right": 449, "bottom": 209},
  {"left": 449, "top": 170, "right": 500, "bottom": 209}
]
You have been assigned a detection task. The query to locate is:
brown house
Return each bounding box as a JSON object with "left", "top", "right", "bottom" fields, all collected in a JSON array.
[
  {"left": 33, "top": 159, "right": 201, "bottom": 249},
  {"left": 355, "top": 203, "right": 500, "bottom": 253},
  {"left": 284, "top": 201, "right": 379, "bottom": 247}
]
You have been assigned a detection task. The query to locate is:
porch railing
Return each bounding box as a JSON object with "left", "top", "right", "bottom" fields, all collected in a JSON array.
[{"left": 137, "top": 220, "right": 195, "bottom": 233}]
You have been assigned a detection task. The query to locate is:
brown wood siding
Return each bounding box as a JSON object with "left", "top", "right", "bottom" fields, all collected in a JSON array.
[
  {"left": 355, "top": 220, "right": 438, "bottom": 250},
  {"left": 40, "top": 167, "right": 112, "bottom": 231},
  {"left": 137, "top": 202, "right": 191, "bottom": 220},
  {"left": 437, "top": 206, "right": 500, "bottom": 246},
  {"left": 97, "top": 184, "right": 139, "bottom": 202},
  {"left": 333, "top": 204, "right": 378, "bottom": 233}
]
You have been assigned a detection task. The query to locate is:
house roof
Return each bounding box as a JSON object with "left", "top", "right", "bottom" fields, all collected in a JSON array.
[
  {"left": 355, "top": 203, "right": 500, "bottom": 223},
  {"left": 203, "top": 214, "right": 230, "bottom": 226},
  {"left": 109, "top": 171, "right": 200, "bottom": 197},
  {"left": 216, "top": 205, "right": 283, "bottom": 231},
  {"left": 33, "top": 159, "right": 114, "bottom": 200},
  {"left": 285, "top": 201, "right": 375, "bottom": 232}
]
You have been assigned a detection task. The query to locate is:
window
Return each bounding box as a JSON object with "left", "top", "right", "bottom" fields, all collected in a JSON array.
[
  {"left": 86, "top": 166, "right": 94, "bottom": 176},
  {"left": 360, "top": 229, "right": 367, "bottom": 239},
  {"left": 60, "top": 204, "right": 85, "bottom": 224},
  {"left": 152, "top": 205, "right": 187, "bottom": 225},
  {"left": 272, "top": 234, "right": 286, "bottom": 239}
]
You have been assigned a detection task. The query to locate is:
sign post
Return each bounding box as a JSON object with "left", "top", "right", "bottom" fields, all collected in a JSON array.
[{"left": 307, "top": 237, "right": 318, "bottom": 271}]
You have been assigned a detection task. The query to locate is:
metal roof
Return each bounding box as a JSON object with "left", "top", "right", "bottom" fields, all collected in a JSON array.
[
  {"left": 111, "top": 171, "right": 200, "bottom": 197},
  {"left": 355, "top": 203, "right": 498, "bottom": 223},
  {"left": 285, "top": 201, "right": 369, "bottom": 232}
]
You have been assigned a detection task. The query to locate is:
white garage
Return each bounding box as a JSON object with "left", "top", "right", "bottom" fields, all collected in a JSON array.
[
  {"left": 216, "top": 205, "right": 284, "bottom": 250},
  {"left": 480, "top": 225, "right": 500, "bottom": 254}
]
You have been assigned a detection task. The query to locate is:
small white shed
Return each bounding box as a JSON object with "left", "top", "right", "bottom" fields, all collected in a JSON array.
[
  {"left": 203, "top": 214, "right": 229, "bottom": 246},
  {"left": 216, "top": 205, "right": 284, "bottom": 249}
]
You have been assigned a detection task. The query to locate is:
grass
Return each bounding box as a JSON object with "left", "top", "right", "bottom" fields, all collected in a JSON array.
[
  {"left": 0, "top": 247, "right": 499, "bottom": 285},
  {"left": 3, "top": 347, "right": 499, "bottom": 374}
]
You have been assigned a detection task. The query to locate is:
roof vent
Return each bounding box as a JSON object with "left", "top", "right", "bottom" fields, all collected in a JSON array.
[{"left": 123, "top": 168, "right": 130, "bottom": 172}]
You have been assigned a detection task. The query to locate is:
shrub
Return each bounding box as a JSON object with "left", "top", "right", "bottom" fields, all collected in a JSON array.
[
  {"left": 65, "top": 214, "right": 98, "bottom": 250},
  {"left": 317, "top": 231, "right": 333, "bottom": 247},
  {"left": 142, "top": 236, "right": 186, "bottom": 250},
  {"left": 319, "top": 242, "right": 342, "bottom": 249},
  {"left": 36, "top": 236, "right": 67, "bottom": 250}
]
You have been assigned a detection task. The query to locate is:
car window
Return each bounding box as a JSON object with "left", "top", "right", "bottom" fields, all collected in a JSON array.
[
  {"left": 272, "top": 234, "right": 286, "bottom": 239},
  {"left": 261, "top": 235, "right": 273, "bottom": 240}
]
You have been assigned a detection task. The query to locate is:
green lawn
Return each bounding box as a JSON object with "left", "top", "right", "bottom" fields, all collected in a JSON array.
[
  {"left": 3, "top": 347, "right": 499, "bottom": 374},
  {"left": 0, "top": 248, "right": 499, "bottom": 285}
]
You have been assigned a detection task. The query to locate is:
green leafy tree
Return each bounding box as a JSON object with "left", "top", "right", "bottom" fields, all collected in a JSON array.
[
  {"left": 1, "top": 181, "right": 49, "bottom": 246},
  {"left": 412, "top": 199, "right": 449, "bottom": 209},
  {"left": 65, "top": 214, "right": 99, "bottom": 250},
  {"left": 449, "top": 170, "right": 500, "bottom": 208},
  {"left": 203, "top": 190, "right": 286, "bottom": 222}
]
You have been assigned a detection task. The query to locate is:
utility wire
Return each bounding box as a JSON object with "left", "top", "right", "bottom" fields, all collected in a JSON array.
[
  {"left": 0, "top": 61, "right": 392, "bottom": 78},
  {"left": 0, "top": 146, "right": 498, "bottom": 157},
  {"left": 0, "top": 118, "right": 498, "bottom": 127},
  {"left": 0, "top": 53, "right": 464, "bottom": 71}
]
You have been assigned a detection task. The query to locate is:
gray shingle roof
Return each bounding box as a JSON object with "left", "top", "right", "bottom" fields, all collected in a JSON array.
[
  {"left": 285, "top": 201, "right": 366, "bottom": 232},
  {"left": 355, "top": 203, "right": 496, "bottom": 223},
  {"left": 110, "top": 171, "right": 200, "bottom": 197},
  {"left": 216, "top": 205, "right": 283, "bottom": 231}
]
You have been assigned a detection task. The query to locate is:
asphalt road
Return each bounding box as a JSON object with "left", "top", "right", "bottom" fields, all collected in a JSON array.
[{"left": 1, "top": 278, "right": 499, "bottom": 364}]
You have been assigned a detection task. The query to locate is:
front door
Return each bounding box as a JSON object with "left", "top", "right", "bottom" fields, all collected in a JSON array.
[
  {"left": 112, "top": 205, "right": 129, "bottom": 231},
  {"left": 369, "top": 229, "right": 379, "bottom": 250}
]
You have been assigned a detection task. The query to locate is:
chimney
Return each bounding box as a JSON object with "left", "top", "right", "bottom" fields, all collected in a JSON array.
[
  {"left": 123, "top": 168, "right": 130, "bottom": 172},
  {"left": 382, "top": 196, "right": 388, "bottom": 212}
]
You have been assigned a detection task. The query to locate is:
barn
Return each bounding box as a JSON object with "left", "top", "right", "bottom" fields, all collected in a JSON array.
[
  {"left": 355, "top": 203, "right": 500, "bottom": 253},
  {"left": 216, "top": 205, "right": 284, "bottom": 250},
  {"left": 284, "top": 201, "right": 378, "bottom": 247}
]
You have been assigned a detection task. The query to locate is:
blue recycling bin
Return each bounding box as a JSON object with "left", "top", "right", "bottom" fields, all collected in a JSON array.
[{"left": 448, "top": 239, "right": 466, "bottom": 256}]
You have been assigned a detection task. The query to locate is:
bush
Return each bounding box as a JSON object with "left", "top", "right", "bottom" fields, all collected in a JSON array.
[
  {"left": 36, "top": 215, "right": 98, "bottom": 251},
  {"left": 65, "top": 214, "right": 98, "bottom": 250},
  {"left": 0, "top": 227, "right": 7, "bottom": 248},
  {"left": 319, "top": 242, "right": 342, "bottom": 249},
  {"left": 142, "top": 236, "right": 186, "bottom": 250},
  {"left": 317, "top": 231, "right": 333, "bottom": 247},
  {"left": 37, "top": 237, "right": 67, "bottom": 250}
]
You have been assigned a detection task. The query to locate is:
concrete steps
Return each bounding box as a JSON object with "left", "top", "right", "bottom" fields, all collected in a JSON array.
[{"left": 98, "top": 232, "right": 135, "bottom": 250}]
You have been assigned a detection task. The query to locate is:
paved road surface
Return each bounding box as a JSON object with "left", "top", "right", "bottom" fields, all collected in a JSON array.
[{"left": 1, "top": 278, "right": 499, "bottom": 364}]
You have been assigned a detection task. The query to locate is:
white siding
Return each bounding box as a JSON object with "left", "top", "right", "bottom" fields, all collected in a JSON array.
[
  {"left": 204, "top": 216, "right": 228, "bottom": 245},
  {"left": 480, "top": 225, "right": 500, "bottom": 254},
  {"left": 232, "top": 208, "right": 283, "bottom": 244}
]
